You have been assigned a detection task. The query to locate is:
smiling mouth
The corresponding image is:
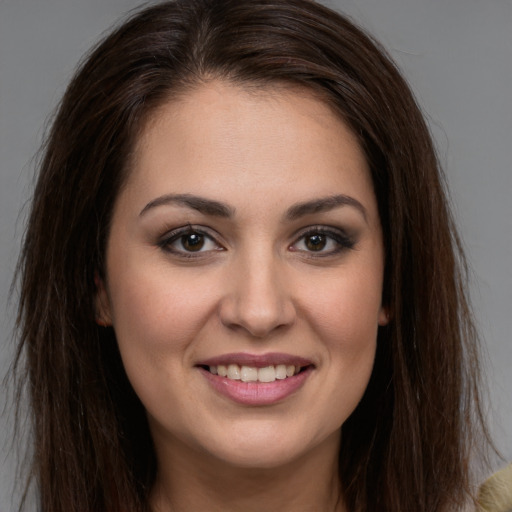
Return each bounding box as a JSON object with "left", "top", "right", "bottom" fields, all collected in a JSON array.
[
  {"left": 200, "top": 364, "right": 309, "bottom": 383},
  {"left": 198, "top": 355, "right": 314, "bottom": 404}
]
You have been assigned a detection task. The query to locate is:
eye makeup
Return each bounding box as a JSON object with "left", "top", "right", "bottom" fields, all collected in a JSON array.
[
  {"left": 289, "top": 225, "right": 356, "bottom": 258},
  {"left": 154, "top": 221, "right": 357, "bottom": 264},
  {"left": 157, "top": 224, "right": 225, "bottom": 259}
]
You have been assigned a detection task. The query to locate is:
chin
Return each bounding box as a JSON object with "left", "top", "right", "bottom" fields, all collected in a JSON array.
[
  {"left": 198, "top": 422, "right": 340, "bottom": 471},
  {"left": 212, "top": 445, "right": 306, "bottom": 470}
]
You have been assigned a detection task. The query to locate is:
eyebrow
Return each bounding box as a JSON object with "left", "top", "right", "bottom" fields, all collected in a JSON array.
[
  {"left": 284, "top": 194, "right": 367, "bottom": 222},
  {"left": 139, "top": 192, "right": 367, "bottom": 222},
  {"left": 139, "top": 193, "right": 234, "bottom": 218}
]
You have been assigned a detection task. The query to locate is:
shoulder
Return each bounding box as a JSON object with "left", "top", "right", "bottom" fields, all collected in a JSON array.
[{"left": 477, "top": 463, "right": 512, "bottom": 512}]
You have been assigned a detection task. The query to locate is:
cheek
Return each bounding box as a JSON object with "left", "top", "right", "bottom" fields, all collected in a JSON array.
[
  {"left": 110, "top": 264, "right": 213, "bottom": 344},
  {"left": 106, "top": 265, "right": 223, "bottom": 427},
  {"left": 308, "top": 264, "right": 384, "bottom": 347},
  {"left": 106, "top": 262, "right": 222, "bottom": 397},
  {"left": 301, "top": 265, "right": 383, "bottom": 414}
]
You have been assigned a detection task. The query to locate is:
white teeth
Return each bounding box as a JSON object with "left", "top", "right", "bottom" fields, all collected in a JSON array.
[
  {"left": 258, "top": 366, "right": 276, "bottom": 383},
  {"left": 241, "top": 366, "right": 258, "bottom": 382},
  {"left": 208, "top": 364, "right": 303, "bottom": 382},
  {"left": 275, "top": 364, "right": 287, "bottom": 380},
  {"left": 227, "top": 364, "right": 241, "bottom": 380}
]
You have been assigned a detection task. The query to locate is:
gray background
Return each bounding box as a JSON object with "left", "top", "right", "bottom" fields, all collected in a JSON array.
[{"left": 1, "top": 0, "right": 510, "bottom": 509}]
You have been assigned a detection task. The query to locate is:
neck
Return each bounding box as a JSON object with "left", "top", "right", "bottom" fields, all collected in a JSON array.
[{"left": 150, "top": 431, "right": 345, "bottom": 512}]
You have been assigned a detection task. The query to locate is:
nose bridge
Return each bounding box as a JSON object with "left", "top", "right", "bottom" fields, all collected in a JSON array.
[{"left": 219, "top": 244, "right": 295, "bottom": 337}]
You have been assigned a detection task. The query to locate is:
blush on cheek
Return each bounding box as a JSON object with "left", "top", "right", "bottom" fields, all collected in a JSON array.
[{"left": 311, "top": 295, "right": 381, "bottom": 344}]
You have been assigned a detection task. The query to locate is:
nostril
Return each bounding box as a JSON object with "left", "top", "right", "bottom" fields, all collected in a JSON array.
[{"left": 218, "top": 296, "right": 296, "bottom": 338}]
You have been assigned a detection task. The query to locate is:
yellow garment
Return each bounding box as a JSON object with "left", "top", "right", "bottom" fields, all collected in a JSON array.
[{"left": 477, "top": 463, "right": 512, "bottom": 512}]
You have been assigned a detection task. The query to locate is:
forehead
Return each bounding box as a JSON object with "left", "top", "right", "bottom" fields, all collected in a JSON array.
[{"left": 121, "top": 80, "right": 376, "bottom": 221}]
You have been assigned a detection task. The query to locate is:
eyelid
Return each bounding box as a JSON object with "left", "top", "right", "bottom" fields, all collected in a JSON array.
[
  {"left": 158, "top": 224, "right": 225, "bottom": 257},
  {"left": 156, "top": 223, "right": 355, "bottom": 260},
  {"left": 289, "top": 225, "right": 356, "bottom": 256}
]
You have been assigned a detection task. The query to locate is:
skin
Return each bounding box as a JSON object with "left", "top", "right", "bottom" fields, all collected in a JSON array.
[{"left": 97, "top": 81, "right": 388, "bottom": 512}]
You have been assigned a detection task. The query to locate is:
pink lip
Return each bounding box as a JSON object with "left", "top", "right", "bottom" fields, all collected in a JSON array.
[
  {"left": 198, "top": 352, "right": 313, "bottom": 368},
  {"left": 197, "top": 353, "right": 314, "bottom": 406}
]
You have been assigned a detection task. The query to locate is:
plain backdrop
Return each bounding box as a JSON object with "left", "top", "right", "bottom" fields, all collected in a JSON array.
[{"left": 1, "top": 0, "right": 511, "bottom": 509}]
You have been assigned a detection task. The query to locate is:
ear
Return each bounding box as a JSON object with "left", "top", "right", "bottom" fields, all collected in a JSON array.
[
  {"left": 94, "top": 272, "right": 112, "bottom": 327},
  {"left": 378, "top": 305, "right": 391, "bottom": 326}
]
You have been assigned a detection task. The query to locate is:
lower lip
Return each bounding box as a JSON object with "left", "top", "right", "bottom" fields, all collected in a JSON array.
[{"left": 199, "top": 367, "right": 313, "bottom": 405}]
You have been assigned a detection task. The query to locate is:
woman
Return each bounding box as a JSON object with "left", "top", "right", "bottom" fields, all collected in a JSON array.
[{"left": 14, "top": 0, "right": 491, "bottom": 510}]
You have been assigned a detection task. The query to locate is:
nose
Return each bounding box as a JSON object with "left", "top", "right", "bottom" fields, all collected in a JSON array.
[{"left": 218, "top": 251, "right": 296, "bottom": 338}]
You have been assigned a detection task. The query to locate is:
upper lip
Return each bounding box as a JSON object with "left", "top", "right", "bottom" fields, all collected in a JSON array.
[{"left": 197, "top": 352, "right": 314, "bottom": 368}]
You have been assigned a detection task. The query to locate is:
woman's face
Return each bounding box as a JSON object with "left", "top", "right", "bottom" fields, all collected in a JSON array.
[{"left": 98, "top": 81, "right": 388, "bottom": 470}]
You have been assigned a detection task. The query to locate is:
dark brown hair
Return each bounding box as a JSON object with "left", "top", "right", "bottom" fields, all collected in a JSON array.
[{"left": 14, "top": 0, "right": 490, "bottom": 510}]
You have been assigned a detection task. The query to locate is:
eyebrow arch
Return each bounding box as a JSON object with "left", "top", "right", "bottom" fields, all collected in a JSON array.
[
  {"left": 284, "top": 194, "right": 367, "bottom": 222},
  {"left": 139, "top": 193, "right": 234, "bottom": 218}
]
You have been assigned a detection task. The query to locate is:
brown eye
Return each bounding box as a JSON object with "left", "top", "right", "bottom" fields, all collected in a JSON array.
[
  {"left": 305, "top": 233, "right": 327, "bottom": 251},
  {"left": 160, "top": 227, "right": 224, "bottom": 257},
  {"left": 290, "top": 227, "right": 355, "bottom": 256},
  {"left": 181, "top": 233, "right": 205, "bottom": 251}
]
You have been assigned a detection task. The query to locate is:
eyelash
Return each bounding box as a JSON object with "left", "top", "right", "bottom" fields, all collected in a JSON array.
[
  {"left": 290, "top": 226, "right": 355, "bottom": 257},
  {"left": 158, "top": 225, "right": 223, "bottom": 259},
  {"left": 158, "top": 224, "right": 355, "bottom": 259}
]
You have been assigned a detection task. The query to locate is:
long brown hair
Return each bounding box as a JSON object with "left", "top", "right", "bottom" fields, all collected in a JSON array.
[{"left": 14, "top": 0, "right": 490, "bottom": 510}]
